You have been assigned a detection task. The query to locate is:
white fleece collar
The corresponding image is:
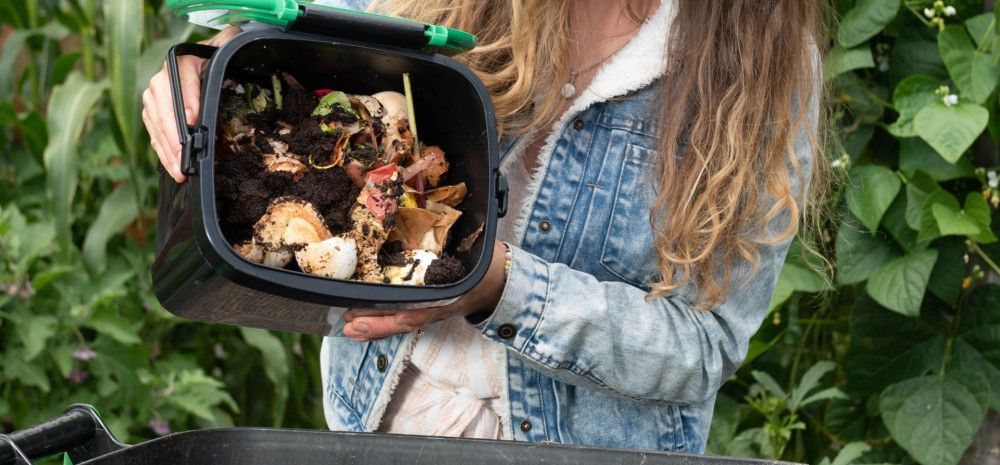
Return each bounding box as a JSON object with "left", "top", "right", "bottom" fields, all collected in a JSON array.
[{"left": 506, "top": 0, "right": 676, "bottom": 246}]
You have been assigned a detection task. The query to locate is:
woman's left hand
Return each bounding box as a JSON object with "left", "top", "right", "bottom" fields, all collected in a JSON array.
[{"left": 342, "top": 242, "right": 508, "bottom": 341}]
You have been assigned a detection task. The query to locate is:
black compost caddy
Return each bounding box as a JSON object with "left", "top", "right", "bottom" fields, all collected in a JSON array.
[
  {"left": 151, "top": 0, "right": 508, "bottom": 335},
  {"left": 1, "top": 2, "right": 802, "bottom": 465}
]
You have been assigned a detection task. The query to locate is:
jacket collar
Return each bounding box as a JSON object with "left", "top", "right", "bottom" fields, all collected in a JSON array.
[{"left": 504, "top": 0, "right": 675, "bottom": 246}]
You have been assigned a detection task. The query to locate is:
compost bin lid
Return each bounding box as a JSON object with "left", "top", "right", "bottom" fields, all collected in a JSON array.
[{"left": 166, "top": 0, "right": 477, "bottom": 54}]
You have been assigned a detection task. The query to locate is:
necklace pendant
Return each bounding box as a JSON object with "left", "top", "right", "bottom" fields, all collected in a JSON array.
[{"left": 561, "top": 82, "right": 576, "bottom": 98}]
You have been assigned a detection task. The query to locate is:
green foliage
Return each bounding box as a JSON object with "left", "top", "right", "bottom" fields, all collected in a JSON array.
[
  {"left": 0, "top": 0, "right": 325, "bottom": 442},
  {"left": 1, "top": 1, "right": 999, "bottom": 465},
  {"left": 715, "top": 1, "right": 1000, "bottom": 464}
]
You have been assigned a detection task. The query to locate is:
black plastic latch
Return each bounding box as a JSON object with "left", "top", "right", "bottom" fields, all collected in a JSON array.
[
  {"left": 495, "top": 172, "right": 509, "bottom": 218},
  {"left": 180, "top": 126, "right": 208, "bottom": 177}
]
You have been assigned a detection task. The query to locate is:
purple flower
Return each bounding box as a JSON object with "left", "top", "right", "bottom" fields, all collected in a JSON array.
[
  {"left": 73, "top": 347, "right": 97, "bottom": 361},
  {"left": 148, "top": 418, "right": 170, "bottom": 436},
  {"left": 68, "top": 369, "right": 89, "bottom": 384}
]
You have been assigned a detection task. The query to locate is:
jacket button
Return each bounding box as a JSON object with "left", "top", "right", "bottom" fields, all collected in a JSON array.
[
  {"left": 376, "top": 354, "right": 388, "bottom": 372},
  {"left": 539, "top": 220, "right": 551, "bottom": 232},
  {"left": 573, "top": 119, "right": 585, "bottom": 130},
  {"left": 497, "top": 324, "right": 516, "bottom": 339},
  {"left": 520, "top": 420, "right": 532, "bottom": 432}
]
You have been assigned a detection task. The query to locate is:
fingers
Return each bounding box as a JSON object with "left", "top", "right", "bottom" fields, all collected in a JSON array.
[
  {"left": 343, "top": 310, "right": 435, "bottom": 341},
  {"left": 142, "top": 25, "right": 241, "bottom": 184},
  {"left": 177, "top": 55, "right": 203, "bottom": 126},
  {"left": 142, "top": 102, "right": 185, "bottom": 183},
  {"left": 343, "top": 309, "right": 397, "bottom": 322},
  {"left": 206, "top": 25, "right": 242, "bottom": 46}
]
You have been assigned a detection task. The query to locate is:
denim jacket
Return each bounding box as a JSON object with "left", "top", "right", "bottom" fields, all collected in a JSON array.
[{"left": 320, "top": 0, "right": 816, "bottom": 453}]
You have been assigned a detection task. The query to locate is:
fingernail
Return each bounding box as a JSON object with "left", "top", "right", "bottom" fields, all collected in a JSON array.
[
  {"left": 185, "top": 107, "right": 195, "bottom": 123},
  {"left": 352, "top": 321, "right": 370, "bottom": 335}
]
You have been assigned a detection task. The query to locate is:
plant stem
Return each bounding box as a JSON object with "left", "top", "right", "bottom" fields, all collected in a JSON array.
[
  {"left": 81, "top": 0, "right": 96, "bottom": 80},
  {"left": 939, "top": 336, "right": 953, "bottom": 379},
  {"left": 971, "top": 242, "right": 1000, "bottom": 275}
]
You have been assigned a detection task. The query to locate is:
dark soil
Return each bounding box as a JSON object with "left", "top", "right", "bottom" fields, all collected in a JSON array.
[
  {"left": 216, "top": 78, "right": 362, "bottom": 244},
  {"left": 425, "top": 255, "right": 465, "bottom": 285}
]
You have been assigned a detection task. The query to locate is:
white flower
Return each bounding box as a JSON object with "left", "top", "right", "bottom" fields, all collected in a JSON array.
[
  {"left": 877, "top": 56, "right": 890, "bottom": 72},
  {"left": 924, "top": 7, "right": 935, "bottom": 18},
  {"left": 988, "top": 170, "right": 999, "bottom": 189},
  {"left": 943, "top": 94, "right": 959, "bottom": 106},
  {"left": 943, "top": 5, "right": 957, "bottom": 16},
  {"left": 831, "top": 158, "right": 842, "bottom": 169}
]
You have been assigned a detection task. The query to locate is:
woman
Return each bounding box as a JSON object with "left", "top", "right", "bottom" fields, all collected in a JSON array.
[{"left": 144, "top": 0, "right": 825, "bottom": 453}]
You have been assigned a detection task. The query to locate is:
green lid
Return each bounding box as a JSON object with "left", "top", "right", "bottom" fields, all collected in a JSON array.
[{"left": 166, "top": 0, "right": 477, "bottom": 53}]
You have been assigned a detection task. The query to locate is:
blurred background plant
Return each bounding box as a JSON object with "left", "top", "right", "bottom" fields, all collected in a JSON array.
[
  {"left": 1, "top": 1, "right": 999, "bottom": 465},
  {"left": 0, "top": 0, "right": 325, "bottom": 443}
]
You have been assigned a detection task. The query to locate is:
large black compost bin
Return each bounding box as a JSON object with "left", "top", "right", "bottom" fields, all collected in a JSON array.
[
  {"left": 0, "top": 405, "right": 801, "bottom": 465},
  {"left": 151, "top": 4, "right": 508, "bottom": 335}
]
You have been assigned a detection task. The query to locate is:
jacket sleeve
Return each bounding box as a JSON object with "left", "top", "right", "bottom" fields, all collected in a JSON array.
[{"left": 475, "top": 93, "right": 818, "bottom": 405}]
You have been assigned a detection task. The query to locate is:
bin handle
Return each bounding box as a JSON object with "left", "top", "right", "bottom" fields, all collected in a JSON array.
[
  {"left": 167, "top": 43, "right": 218, "bottom": 176},
  {"left": 495, "top": 171, "right": 509, "bottom": 218},
  {"left": 0, "top": 405, "right": 126, "bottom": 465}
]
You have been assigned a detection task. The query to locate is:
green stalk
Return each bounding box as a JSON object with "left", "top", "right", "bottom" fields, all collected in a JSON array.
[
  {"left": 402, "top": 73, "right": 420, "bottom": 156},
  {"left": 939, "top": 336, "right": 954, "bottom": 379},
  {"left": 81, "top": 0, "right": 97, "bottom": 80},
  {"left": 971, "top": 242, "right": 1000, "bottom": 275}
]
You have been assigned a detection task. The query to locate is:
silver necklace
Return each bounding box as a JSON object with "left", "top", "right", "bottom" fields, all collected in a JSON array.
[{"left": 561, "top": 40, "right": 631, "bottom": 98}]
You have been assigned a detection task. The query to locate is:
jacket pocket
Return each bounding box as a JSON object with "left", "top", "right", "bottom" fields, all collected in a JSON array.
[{"left": 600, "top": 143, "right": 661, "bottom": 288}]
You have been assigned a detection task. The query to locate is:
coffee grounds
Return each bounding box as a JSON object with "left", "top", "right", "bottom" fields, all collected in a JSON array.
[
  {"left": 215, "top": 138, "right": 359, "bottom": 244},
  {"left": 280, "top": 86, "right": 315, "bottom": 124},
  {"left": 280, "top": 116, "right": 335, "bottom": 161},
  {"left": 424, "top": 255, "right": 465, "bottom": 285}
]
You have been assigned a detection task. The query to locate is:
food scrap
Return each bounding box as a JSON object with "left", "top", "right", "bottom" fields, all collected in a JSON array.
[{"left": 215, "top": 72, "right": 471, "bottom": 285}]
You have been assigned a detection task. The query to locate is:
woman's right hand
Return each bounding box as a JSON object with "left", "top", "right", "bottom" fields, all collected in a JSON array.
[{"left": 142, "top": 26, "right": 241, "bottom": 183}]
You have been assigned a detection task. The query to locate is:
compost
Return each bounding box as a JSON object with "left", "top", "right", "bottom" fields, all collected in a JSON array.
[{"left": 215, "top": 73, "right": 468, "bottom": 285}]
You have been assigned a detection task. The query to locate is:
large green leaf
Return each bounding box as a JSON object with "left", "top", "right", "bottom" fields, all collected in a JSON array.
[
  {"left": 916, "top": 190, "right": 960, "bottom": 243},
  {"left": 824, "top": 45, "right": 875, "bottom": 82},
  {"left": 836, "top": 215, "right": 899, "bottom": 285},
  {"left": 965, "top": 13, "right": 994, "bottom": 48},
  {"left": 889, "top": 34, "right": 948, "bottom": 85},
  {"left": 883, "top": 192, "right": 919, "bottom": 251},
  {"left": 19, "top": 315, "right": 58, "bottom": 362},
  {"left": 939, "top": 25, "right": 1000, "bottom": 104},
  {"left": 104, "top": 0, "right": 144, "bottom": 154},
  {"left": 836, "top": 0, "right": 900, "bottom": 48},
  {"left": 3, "top": 355, "right": 50, "bottom": 392},
  {"left": 0, "top": 23, "right": 69, "bottom": 102},
  {"left": 82, "top": 183, "right": 139, "bottom": 271},
  {"left": 927, "top": 239, "right": 967, "bottom": 306},
  {"left": 82, "top": 307, "right": 141, "bottom": 345},
  {"left": 166, "top": 370, "right": 239, "bottom": 422},
  {"left": 931, "top": 203, "right": 981, "bottom": 237},
  {"left": 887, "top": 75, "right": 941, "bottom": 137},
  {"left": 845, "top": 165, "right": 901, "bottom": 233},
  {"left": 239, "top": 328, "right": 290, "bottom": 426},
  {"left": 706, "top": 394, "right": 743, "bottom": 456},
  {"left": 880, "top": 371, "right": 989, "bottom": 465},
  {"left": 964, "top": 193, "right": 998, "bottom": 243},
  {"left": 866, "top": 249, "right": 938, "bottom": 316},
  {"left": 846, "top": 295, "right": 944, "bottom": 395},
  {"left": 914, "top": 101, "right": 989, "bottom": 164},
  {"left": 898, "top": 138, "right": 975, "bottom": 181},
  {"left": 43, "top": 73, "right": 107, "bottom": 252},
  {"left": 951, "top": 285, "right": 1000, "bottom": 410},
  {"left": 904, "top": 171, "right": 941, "bottom": 230}
]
